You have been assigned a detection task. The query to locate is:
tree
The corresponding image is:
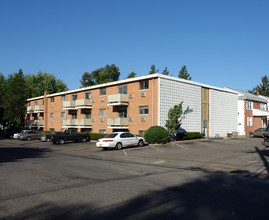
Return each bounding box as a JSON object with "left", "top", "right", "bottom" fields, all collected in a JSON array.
[
  {"left": 0, "top": 73, "right": 7, "bottom": 126},
  {"left": 162, "top": 67, "right": 169, "bottom": 75},
  {"left": 80, "top": 64, "right": 121, "bottom": 87},
  {"left": 248, "top": 75, "right": 269, "bottom": 96},
  {"left": 178, "top": 65, "right": 191, "bottom": 80},
  {"left": 126, "top": 71, "right": 137, "bottom": 79},
  {"left": 3, "top": 69, "right": 27, "bottom": 127},
  {"left": 165, "top": 101, "right": 193, "bottom": 137},
  {"left": 25, "top": 72, "right": 68, "bottom": 98},
  {"left": 148, "top": 64, "right": 159, "bottom": 75}
]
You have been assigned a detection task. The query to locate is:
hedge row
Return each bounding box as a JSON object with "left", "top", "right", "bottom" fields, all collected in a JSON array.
[{"left": 176, "top": 132, "right": 204, "bottom": 140}]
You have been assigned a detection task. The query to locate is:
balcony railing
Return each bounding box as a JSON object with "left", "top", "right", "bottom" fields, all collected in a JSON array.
[
  {"left": 62, "top": 101, "right": 76, "bottom": 109},
  {"left": 62, "top": 119, "right": 92, "bottom": 126},
  {"left": 107, "top": 94, "right": 129, "bottom": 106},
  {"left": 27, "top": 105, "right": 44, "bottom": 113},
  {"left": 63, "top": 99, "right": 92, "bottom": 109},
  {"left": 26, "top": 120, "right": 44, "bottom": 127},
  {"left": 107, "top": 117, "right": 129, "bottom": 126},
  {"left": 62, "top": 119, "right": 77, "bottom": 126}
]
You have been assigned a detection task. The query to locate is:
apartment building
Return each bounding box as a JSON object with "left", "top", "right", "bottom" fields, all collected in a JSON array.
[
  {"left": 225, "top": 89, "right": 269, "bottom": 135},
  {"left": 26, "top": 74, "right": 238, "bottom": 137}
]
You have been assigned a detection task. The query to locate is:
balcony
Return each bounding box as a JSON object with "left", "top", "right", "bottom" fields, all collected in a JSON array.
[
  {"left": 62, "top": 119, "right": 77, "bottom": 126},
  {"left": 107, "top": 94, "right": 129, "bottom": 106},
  {"left": 107, "top": 117, "right": 129, "bottom": 128},
  {"left": 77, "top": 119, "right": 92, "bottom": 126},
  {"left": 27, "top": 105, "right": 44, "bottom": 113},
  {"left": 62, "top": 119, "right": 92, "bottom": 127},
  {"left": 75, "top": 99, "right": 92, "bottom": 109},
  {"left": 26, "top": 120, "right": 44, "bottom": 127},
  {"left": 62, "top": 101, "right": 76, "bottom": 109}
]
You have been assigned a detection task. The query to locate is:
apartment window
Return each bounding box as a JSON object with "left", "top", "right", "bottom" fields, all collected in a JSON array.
[
  {"left": 42, "top": 100, "right": 44, "bottom": 105},
  {"left": 51, "top": 97, "right": 54, "bottom": 103},
  {"left": 61, "top": 112, "right": 65, "bottom": 119},
  {"left": 118, "top": 85, "right": 127, "bottom": 94},
  {"left": 139, "top": 130, "right": 145, "bottom": 137},
  {"left": 61, "top": 95, "right": 66, "bottom": 101},
  {"left": 85, "top": 92, "right": 91, "bottom": 99},
  {"left": 139, "top": 80, "right": 149, "bottom": 90},
  {"left": 246, "top": 101, "right": 253, "bottom": 110},
  {"left": 85, "top": 112, "right": 91, "bottom": 119},
  {"left": 118, "top": 108, "right": 127, "bottom": 118},
  {"left": 34, "top": 101, "right": 38, "bottom": 106},
  {"left": 49, "top": 128, "right": 55, "bottom": 131},
  {"left": 99, "top": 109, "right": 106, "bottom": 117},
  {"left": 139, "top": 106, "right": 149, "bottom": 115},
  {"left": 71, "top": 113, "right": 77, "bottom": 119},
  {"left": 72, "top": 94, "right": 77, "bottom": 101},
  {"left": 50, "top": 113, "right": 54, "bottom": 119},
  {"left": 99, "top": 129, "right": 106, "bottom": 134},
  {"left": 247, "top": 117, "right": 253, "bottom": 126},
  {"left": 261, "top": 103, "right": 266, "bottom": 111},
  {"left": 100, "top": 88, "right": 106, "bottom": 96}
]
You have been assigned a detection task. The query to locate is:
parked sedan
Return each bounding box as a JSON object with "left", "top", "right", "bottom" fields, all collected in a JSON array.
[
  {"left": 13, "top": 130, "right": 30, "bottom": 139},
  {"left": 96, "top": 132, "right": 145, "bottom": 150},
  {"left": 250, "top": 128, "right": 265, "bottom": 138},
  {"left": 19, "top": 130, "right": 43, "bottom": 141}
]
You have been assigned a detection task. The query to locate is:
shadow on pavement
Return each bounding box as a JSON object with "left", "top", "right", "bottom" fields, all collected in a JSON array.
[
  {"left": 4, "top": 172, "right": 269, "bottom": 220},
  {"left": 0, "top": 147, "right": 50, "bottom": 163}
]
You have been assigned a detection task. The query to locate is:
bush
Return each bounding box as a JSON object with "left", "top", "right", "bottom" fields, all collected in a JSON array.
[
  {"left": 89, "top": 133, "right": 107, "bottom": 140},
  {"left": 177, "top": 132, "right": 204, "bottom": 140},
  {"left": 144, "top": 126, "right": 169, "bottom": 144}
]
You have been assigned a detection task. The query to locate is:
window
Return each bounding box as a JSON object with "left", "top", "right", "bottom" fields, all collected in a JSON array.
[
  {"left": 72, "top": 94, "right": 77, "bottom": 101},
  {"left": 139, "top": 106, "right": 149, "bottom": 115},
  {"left": 99, "top": 129, "right": 106, "bottom": 134},
  {"left": 49, "top": 128, "right": 55, "bottom": 131},
  {"left": 139, "top": 130, "right": 145, "bottom": 137},
  {"left": 99, "top": 109, "right": 106, "bottom": 116},
  {"left": 51, "top": 97, "right": 54, "bottom": 103},
  {"left": 247, "top": 117, "right": 253, "bottom": 126},
  {"left": 71, "top": 113, "right": 77, "bottom": 119},
  {"left": 50, "top": 113, "right": 54, "bottom": 119},
  {"left": 34, "top": 101, "right": 38, "bottom": 106},
  {"left": 61, "top": 112, "right": 65, "bottom": 119},
  {"left": 261, "top": 103, "right": 266, "bottom": 111},
  {"left": 118, "top": 85, "right": 127, "bottom": 94},
  {"left": 118, "top": 108, "right": 127, "bottom": 118},
  {"left": 85, "top": 112, "right": 91, "bottom": 119},
  {"left": 246, "top": 101, "right": 253, "bottom": 110},
  {"left": 120, "top": 133, "right": 128, "bottom": 138},
  {"left": 42, "top": 100, "right": 44, "bottom": 105},
  {"left": 61, "top": 95, "right": 66, "bottom": 101},
  {"left": 139, "top": 80, "right": 149, "bottom": 90},
  {"left": 100, "top": 88, "right": 106, "bottom": 96},
  {"left": 126, "top": 133, "right": 135, "bottom": 138},
  {"left": 85, "top": 92, "right": 91, "bottom": 99}
]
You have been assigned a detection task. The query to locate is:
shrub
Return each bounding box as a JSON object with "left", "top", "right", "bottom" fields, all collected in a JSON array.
[
  {"left": 177, "top": 132, "right": 204, "bottom": 140},
  {"left": 89, "top": 133, "right": 107, "bottom": 140},
  {"left": 144, "top": 126, "right": 169, "bottom": 144}
]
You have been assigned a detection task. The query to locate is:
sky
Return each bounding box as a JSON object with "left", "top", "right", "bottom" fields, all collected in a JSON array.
[{"left": 0, "top": 0, "right": 268, "bottom": 91}]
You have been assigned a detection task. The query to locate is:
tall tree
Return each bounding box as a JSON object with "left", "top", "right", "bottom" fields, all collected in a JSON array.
[
  {"left": 178, "top": 65, "right": 191, "bottom": 80},
  {"left": 80, "top": 64, "right": 120, "bottom": 87},
  {"left": 126, "top": 71, "right": 137, "bottom": 79},
  {"left": 248, "top": 75, "right": 269, "bottom": 96},
  {"left": 165, "top": 101, "right": 193, "bottom": 137},
  {"left": 3, "top": 69, "right": 27, "bottom": 127},
  {"left": 148, "top": 64, "right": 159, "bottom": 74},
  {"left": 25, "top": 72, "right": 68, "bottom": 98},
  {"left": 0, "top": 73, "right": 7, "bottom": 126},
  {"left": 162, "top": 67, "right": 169, "bottom": 75}
]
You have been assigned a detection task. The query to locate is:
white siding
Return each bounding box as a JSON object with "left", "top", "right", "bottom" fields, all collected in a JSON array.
[
  {"left": 209, "top": 90, "right": 238, "bottom": 137},
  {"left": 237, "top": 100, "right": 245, "bottom": 135},
  {"left": 159, "top": 78, "right": 201, "bottom": 132}
]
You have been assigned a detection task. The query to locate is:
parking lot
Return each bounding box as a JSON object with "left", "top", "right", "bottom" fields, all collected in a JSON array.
[{"left": 1, "top": 137, "right": 269, "bottom": 219}]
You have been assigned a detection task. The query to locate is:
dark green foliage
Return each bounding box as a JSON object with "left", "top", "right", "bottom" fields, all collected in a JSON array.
[
  {"left": 162, "top": 67, "right": 169, "bottom": 75},
  {"left": 126, "top": 71, "right": 137, "bottom": 79},
  {"left": 89, "top": 133, "right": 107, "bottom": 140},
  {"left": 80, "top": 64, "right": 121, "bottom": 87},
  {"left": 25, "top": 72, "right": 68, "bottom": 98},
  {"left": 3, "top": 69, "right": 27, "bottom": 127},
  {"left": 0, "top": 73, "right": 7, "bottom": 126},
  {"left": 248, "top": 75, "right": 269, "bottom": 96},
  {"left": 178, "top": 65, "right": 191, "bottom": 80},
  {"left": 144, "top": 126, "right": 169, "bottom": 144},
  {"left": 148, "top": 64, "right": 159, "bottom": 75},
  {"left": 177, "top": 132, "right": 204, "bottom": 140}
]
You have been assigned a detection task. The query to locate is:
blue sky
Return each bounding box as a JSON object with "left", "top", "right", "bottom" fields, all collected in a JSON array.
[{"left": 0, "top": 0, "right": 268, "bottom": 91}]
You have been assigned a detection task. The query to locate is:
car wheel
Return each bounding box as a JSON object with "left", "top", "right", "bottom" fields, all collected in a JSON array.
[
  {"left": 138, "top": 140, "right": 144, "bottom": 147},
  {"left": 250, "top": 133, "right": 254, "bottom": 138},
  {"left": 59, "top": 139, "right": 65, "bottom": 145},
  {"left": 81, "top": 137, "right": 87, "bottom": 143},
  {"left": 27, "top": 136, "right": 31, "bottom": 141},
  {"left": 115, "top": 142, "right": 122, "bottom": 150}
]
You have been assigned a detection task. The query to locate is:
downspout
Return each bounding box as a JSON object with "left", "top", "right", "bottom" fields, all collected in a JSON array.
[{"left": 152, "top": 79, "right": 154, "bottom": 126}]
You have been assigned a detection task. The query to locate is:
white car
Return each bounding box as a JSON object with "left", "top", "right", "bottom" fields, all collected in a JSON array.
[
  {"left": 13, "top": 130, "right": 29, "bottom": 139},
  {"left": 96, "top": 132, "right": 145, "bottom": 150}
]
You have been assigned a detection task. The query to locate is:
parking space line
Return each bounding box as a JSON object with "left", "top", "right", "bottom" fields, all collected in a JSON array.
[
  {"left": 123, "top": 150, "right": 128, "bottom": 156},
  {"left": 174, "top": 143, "right": 191, "bottom": 150},
  {"left": 150, "top": 146, "right": 164, "bottom": 152}
]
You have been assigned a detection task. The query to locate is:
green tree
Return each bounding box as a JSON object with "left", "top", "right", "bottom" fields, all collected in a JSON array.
[
  {"left": 80, "top": 64, "right": 121, "bottom": 87},
  {"left": 162, "top": 67, "right": 169, "bottom": 75},
  {"left": 178, "top": 65, "right": 191, "bottom": 80},
  {"left": 25, "top": 72, "right": 68, "bottom": 98},
  {"left": 3, "top": 69, "right": 27, "bottom": 127},
  {"left": 165, "top": 101, "right": 193, "bottom": 137},
  {"left": 0, "top": 73, "right": 7, "bottom": 126},
  {"left": 148, "top": 64, "right": 159, "bottom": 74},
  {"left": 126, "top": 71, "right": 137, "bottom": 79},
  {"left": 248, "top": 75, "right": 269, "bottom": 96}
]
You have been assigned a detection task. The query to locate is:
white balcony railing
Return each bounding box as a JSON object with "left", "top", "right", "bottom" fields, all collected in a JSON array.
[
  {"left": 62, "top": 101, "right": 76, "bottom": 109},
  {"left": 75, "top": 99, "right": 92, "bottom": 108},
  {"left": 107, "top": 117, "right": 129, "bottom": 126},
  {"left": 107, "top": 94, "right": 129, "bottom": 106},
  {"left": 26, "top": 120, "right": 44, "bottom": 127},
  {"left": 62, "top": 119, "right": 92, "bottom": 126}
]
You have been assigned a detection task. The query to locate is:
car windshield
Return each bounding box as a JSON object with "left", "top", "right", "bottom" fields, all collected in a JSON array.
[{"left": 105, "top": 133, "right": 118, "bottom": 139}]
